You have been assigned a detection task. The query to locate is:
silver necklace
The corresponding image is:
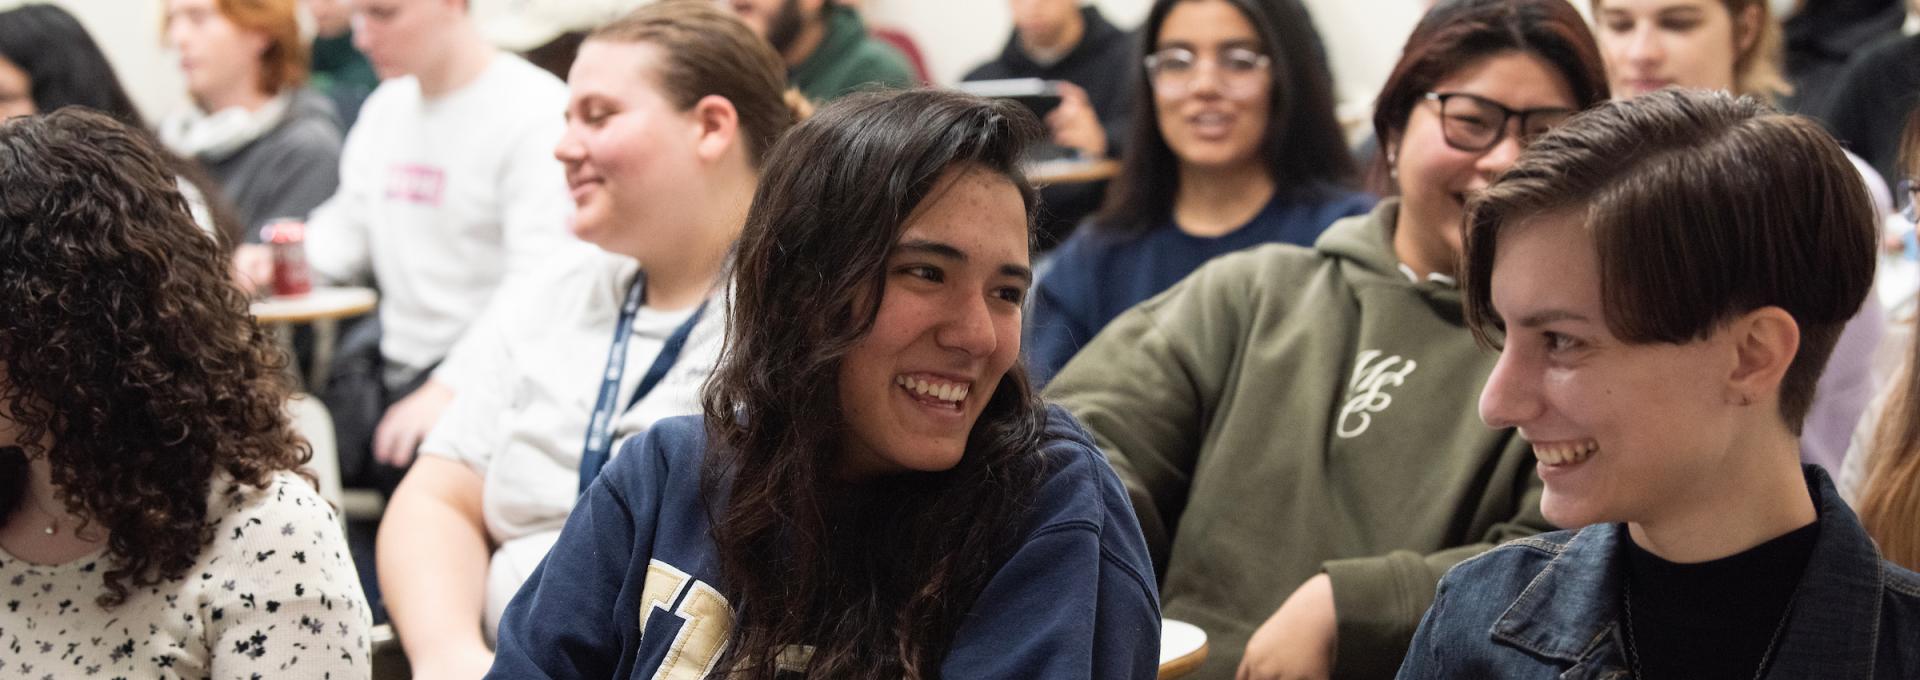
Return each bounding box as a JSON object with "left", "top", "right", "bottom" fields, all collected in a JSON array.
[{"left": 1620, "top": 578, "right": 1791, "bottom": 680}]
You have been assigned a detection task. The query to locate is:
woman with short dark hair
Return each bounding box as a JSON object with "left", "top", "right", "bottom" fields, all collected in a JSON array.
[
  {"left": 485, "top": 89, "right": 1161, "bottom": 680},
  {"left": 0, "top": 108, "right": 368, "bottom": 679},
  {"left": 1398, "top": 88, "right": 1917, "bottom": 679}
]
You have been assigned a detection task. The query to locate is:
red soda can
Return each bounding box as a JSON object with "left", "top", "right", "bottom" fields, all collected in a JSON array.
[{"left": 262, "top": 218, "right": 312, "bottom": 297}]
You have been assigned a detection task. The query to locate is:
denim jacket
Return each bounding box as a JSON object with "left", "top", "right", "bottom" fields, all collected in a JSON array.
[{"left": 1396, "top": 466, "right": 1920, "bottom": 679}]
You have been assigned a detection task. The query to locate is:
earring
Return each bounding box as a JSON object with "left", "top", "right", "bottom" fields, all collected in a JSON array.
[{"left": 1386, "top": 149, "right": 1399, "bottom": 181}]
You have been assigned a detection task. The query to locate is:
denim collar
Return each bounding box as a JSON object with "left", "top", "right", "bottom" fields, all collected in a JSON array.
[{"left": 1491, "top": 465, "right": 1887, "bottom": 678}]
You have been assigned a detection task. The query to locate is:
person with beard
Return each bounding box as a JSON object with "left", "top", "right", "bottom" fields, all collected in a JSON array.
[{"left": 724, "top": 0, "right": 916, "bottom": 102}]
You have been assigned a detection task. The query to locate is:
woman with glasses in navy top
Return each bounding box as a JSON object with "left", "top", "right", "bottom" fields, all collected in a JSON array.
[{"left": 1023, "top": 0, "right": 1373, "bottom": 386}]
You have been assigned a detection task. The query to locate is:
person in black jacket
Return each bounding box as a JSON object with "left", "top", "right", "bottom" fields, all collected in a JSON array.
[{"left": 964, "top": 0, "right": 1137, "bottom": 247}]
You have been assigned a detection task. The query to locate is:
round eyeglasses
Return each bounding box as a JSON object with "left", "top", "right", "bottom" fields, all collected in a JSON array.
[
  {"left": 1144, "top": 46, "right": 1272, "bottom": 100},
  {"left": 1423, "top": 92, "right": 1576, "bottom": 152}
]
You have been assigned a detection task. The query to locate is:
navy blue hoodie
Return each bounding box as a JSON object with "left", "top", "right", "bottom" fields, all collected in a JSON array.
[{"left": 486, "top": 405, "right": 1161, "bottom": 679}]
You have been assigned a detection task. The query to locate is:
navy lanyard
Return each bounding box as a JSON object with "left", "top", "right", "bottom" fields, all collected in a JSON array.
[{"left": 578, "top": 275, "right": 709, "bottom": 493}]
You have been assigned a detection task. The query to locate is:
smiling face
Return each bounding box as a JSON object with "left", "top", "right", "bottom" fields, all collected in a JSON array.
[
  {"left": 166, "top": 0, "right": 270, "bottom": 105},
  {"left": 1151, "top": 0, "right": 1271, "bottom": 175},
  {"left": 555, "top": 40, "right": 707, "bottom": 260},
  {"left": 1595, "top": 0, "right": 1745, "bottom": 97},
  {"left": 836, "top": 166, "right": 1031, "bottom": 481},
  {"left": 1392, "top": 51, "right": 1577, "bottom": 277},
  {"left": 0, "top": 57, "right": 33, "bottom": 120},
  {"left": 1478, "top": 211, "right": 1743, "bottom": 529}
]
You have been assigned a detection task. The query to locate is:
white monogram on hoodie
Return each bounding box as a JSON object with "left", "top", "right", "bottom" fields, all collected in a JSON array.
[{"left": 1337, "top": 349, "right": 1417, "bottom": 438}]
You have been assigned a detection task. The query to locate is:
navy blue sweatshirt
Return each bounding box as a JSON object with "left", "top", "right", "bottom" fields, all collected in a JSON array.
[
  {"left": 485, "top": 405, "right": 1161, "bottom": 679},
  {"left": 1027, "top": 187, "right": 1374, "bottom": 385}
]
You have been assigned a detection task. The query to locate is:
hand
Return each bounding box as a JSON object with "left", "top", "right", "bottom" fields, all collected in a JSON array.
[
  {"left": 409, "top": 648, "right": 496, "bottom": 680},
  {"left": 1237, "top": 573, "right": 1339, "bottom": 680},
  {"left": 231, "top": 244, "right": 274, "bottom": 296},
  {"left": 1045, "top": 82, "right": 1107, "bottom": 159},
  {"left": 374, "top": 380, "right": 456, "bottom": 468}
]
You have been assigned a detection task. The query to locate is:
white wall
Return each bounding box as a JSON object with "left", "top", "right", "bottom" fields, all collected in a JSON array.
[{"left": 864, "top": 0, "right": 1428, "bottom": 132}]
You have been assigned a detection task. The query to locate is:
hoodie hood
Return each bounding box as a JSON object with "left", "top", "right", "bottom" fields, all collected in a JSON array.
[{"left": 1313, "top": 197, "right": 1466, "bottom": 313}]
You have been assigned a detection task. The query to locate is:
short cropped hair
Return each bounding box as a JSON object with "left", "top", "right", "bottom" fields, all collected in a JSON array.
[{"left": 1463, "top": 89, "right": 1877, "bottom": 433}]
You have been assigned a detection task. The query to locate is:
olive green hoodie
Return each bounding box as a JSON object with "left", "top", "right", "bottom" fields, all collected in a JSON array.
[{"left": 1045, "top": 199, "right": 1546, "bottom": 679}]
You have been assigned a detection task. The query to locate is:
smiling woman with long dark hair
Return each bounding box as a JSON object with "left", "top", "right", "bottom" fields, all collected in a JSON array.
[
  {"left": 1024, "top": 0, "right": 1372, "bottom": 385},
  {"left": 484, "top": 89, "right": 1160, "bottom": 680}
]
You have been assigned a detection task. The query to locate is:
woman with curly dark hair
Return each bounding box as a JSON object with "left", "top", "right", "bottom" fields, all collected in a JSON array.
[
  {"left": 485, "top": 89, "right": 1161, "bottom": 679},
  {"left": 0, "top": 109, "right": 369, "bottom": 677}
]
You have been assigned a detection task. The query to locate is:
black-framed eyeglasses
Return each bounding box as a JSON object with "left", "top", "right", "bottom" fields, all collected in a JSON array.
[
  {"left": 1143, "top": 46, "right": 1272, "bottom": 99},
  {"left": 1423, "top": 92, "right": 1576, "bottom": 152}
]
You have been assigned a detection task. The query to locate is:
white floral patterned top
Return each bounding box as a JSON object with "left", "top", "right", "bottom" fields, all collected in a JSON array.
[{"left": 0, "top": 471, "right": 370, "bottom": 679}]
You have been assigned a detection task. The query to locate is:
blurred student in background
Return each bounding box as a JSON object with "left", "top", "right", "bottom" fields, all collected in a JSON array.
[
  {"left": 233, "top": 0, "right": 577, "bottom": 492},
  {"left": 306, "top": 0, "right": 379, "bottom": 128},
  {"left": 162, "top": 0, "right": 342, "bottom": 244},
  {"left": 963, "top": 0, "right": 1138, "bottom": 246},
  {"left": 1846, "top": 104, "right": 1920, "bottom": 573},
  {"left": 1025, "top": 0, "right": 1371, "bottom": 385},
  {"left": 0, "top": 3, "right": 240, "bottom": 241}
]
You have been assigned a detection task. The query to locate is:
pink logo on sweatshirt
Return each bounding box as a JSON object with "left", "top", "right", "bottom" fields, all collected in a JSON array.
[{"left": 385, "top": 164, "right": 445, "bottom": 206}]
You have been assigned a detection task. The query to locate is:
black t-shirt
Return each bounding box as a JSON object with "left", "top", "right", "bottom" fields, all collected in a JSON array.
[{"left": 1620, "top": 520, "right": 1821, "bottom": 680}]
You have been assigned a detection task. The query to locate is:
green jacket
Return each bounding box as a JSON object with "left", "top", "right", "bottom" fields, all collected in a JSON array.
[
  {"left": 791, "top": 6, "right": 916, "bottom": 102},
  {"left": 1045, "top": 199, "right": 1546, "bottom": 680}
]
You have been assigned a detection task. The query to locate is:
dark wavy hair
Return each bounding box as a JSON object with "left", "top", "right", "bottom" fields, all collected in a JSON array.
[
  {"left": 1369, "top": 0, "right": 1610, "bottom": 193},
  {"left": 0, "top": 3, "right": 244, "bottom": 246},
  {"left": 0, "top": 109, "right": 309, "bottom": 607},
  {"left": 1099, "top": 0, "right": 1355, "bottom": 234},
  {"left": 701, "top": 89, "right": 1049, "bottom": 679}
]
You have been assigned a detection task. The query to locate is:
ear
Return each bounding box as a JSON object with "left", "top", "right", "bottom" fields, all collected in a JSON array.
[
  {"left": 689, "top": 94, "right": 742, "bottom": 164},
  {"left": 1733, "top": 3, "right": 1764, "bottom": 58},
  {"left": 1725, "top": 306, "right": 1799, "bottom": 407}
]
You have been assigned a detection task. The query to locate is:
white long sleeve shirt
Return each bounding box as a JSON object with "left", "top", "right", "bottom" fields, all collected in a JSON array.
[{"left": 305, "top": 53, "right": 575, "bottom": 374}]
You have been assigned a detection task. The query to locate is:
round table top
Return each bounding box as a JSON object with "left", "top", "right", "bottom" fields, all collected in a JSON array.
[
  {"left": 250, "top": 286, "right": 377, "bottom": 324},
  {"left": 1027, "top": 157, "right": 1122, "bottom": 186},
  {"left": 1159, "top": 618, "right": 1209, "bottom": 679}
]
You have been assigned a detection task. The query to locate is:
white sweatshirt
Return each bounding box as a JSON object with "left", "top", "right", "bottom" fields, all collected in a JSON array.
[{"left": 305, "top": 53, "right": 575, "bottom": 375}]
